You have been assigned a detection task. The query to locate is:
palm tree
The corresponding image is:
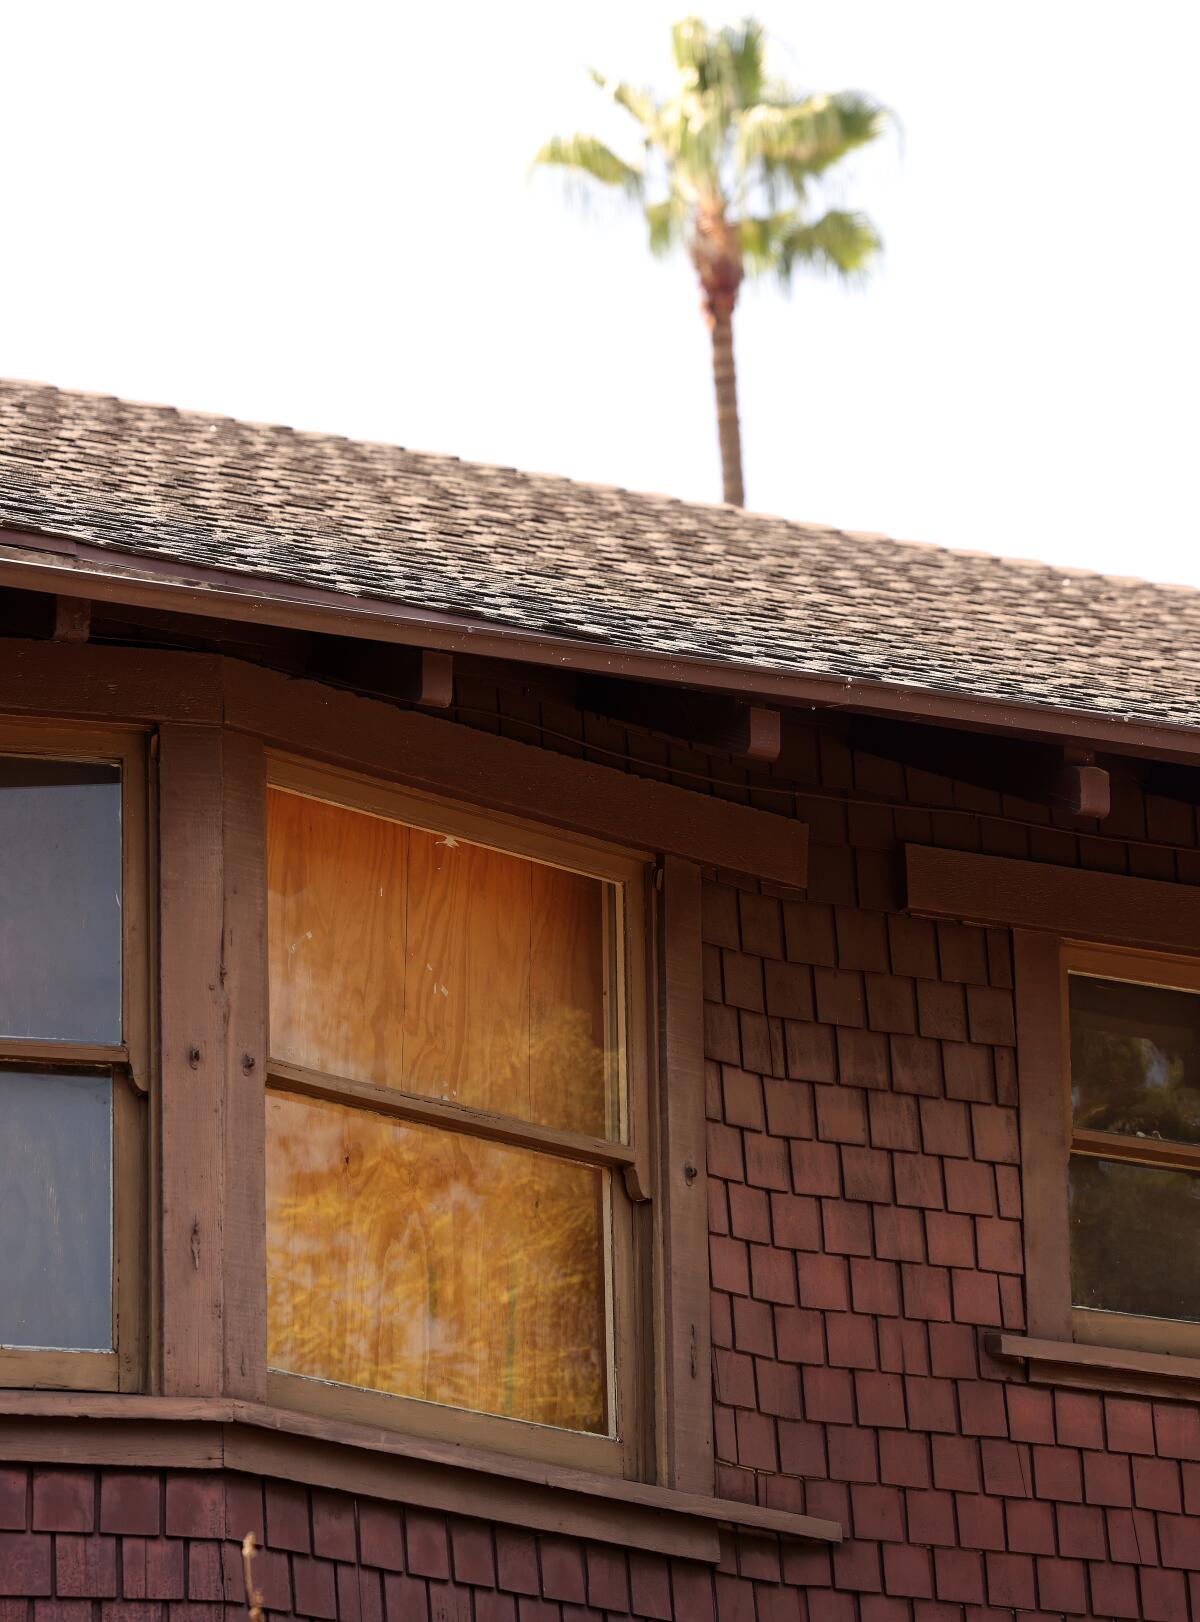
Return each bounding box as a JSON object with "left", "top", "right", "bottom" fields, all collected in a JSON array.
[{"left": 534, "top": 17, "right": 888, "bottom": 507}]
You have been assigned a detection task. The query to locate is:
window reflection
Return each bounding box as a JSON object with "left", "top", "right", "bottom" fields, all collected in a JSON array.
[
  {"left": 266, "top": 1090, "right": 611, "bottom": 1433},
  {"left": 1069, "top": 974, "right": 1200, "bottom": 1146},
  {"left": 267, "top": 789, "right": 618, "bottom": 1137}
]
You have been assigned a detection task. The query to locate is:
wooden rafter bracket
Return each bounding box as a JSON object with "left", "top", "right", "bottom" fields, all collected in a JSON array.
[
  {"left": 1058, "top": 747, "right": 1110, "bottom": 819},
  {"left": 851, "top": 718, "right": 1111, "bottom": 820},
  {"left": 582, "top": 677, "right": 782, "bottom": 763},
  {"left": 306, "top": 640, "right": 453, "bottom": 709},
  {"left": 52, "top": 595, "right": 91, "bottom": 642}
]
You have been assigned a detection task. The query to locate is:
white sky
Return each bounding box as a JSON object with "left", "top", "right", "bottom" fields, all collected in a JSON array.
[{"left": 5, "top": 2, "right": 1198, "bottom": 583}]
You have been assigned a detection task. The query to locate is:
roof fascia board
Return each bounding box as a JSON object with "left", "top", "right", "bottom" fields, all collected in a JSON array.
[{"left": 1, "top": 527, "right": 1197, "bottom": 767}]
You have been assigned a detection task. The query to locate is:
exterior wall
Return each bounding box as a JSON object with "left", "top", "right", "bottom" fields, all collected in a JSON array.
[
  {"left": 699, "top": 737, "right": 1200, "bottom": 1622},
  {"left": 5, "top": 671, "right": 1200, "bottom": 1620},
  {"left": 0, "top": 1466, "right": 737, "bottom": 1620}
]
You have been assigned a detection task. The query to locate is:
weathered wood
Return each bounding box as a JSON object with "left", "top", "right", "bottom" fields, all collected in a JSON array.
[
  {"left": 221, "top": 732, "right": 268, "bottom": 1400},
  {"left": 1059, "top": 749, "right": 1111, "bottom": 818},
  {"left": 0, "top": 638, "right": 223, "bottom": 722},
  {"left": 584, "top": 679, "right": 781, "bottom": 763},
  {"left": 158, "top": 725, "right": 226, "bottom": 1395},
  {"left": 656, "top": 857, "right": 714, "bottom": 1495},
  {"left": 989, "top": 1332, "right": 1200, "bottom": 1402},
  {"left": 855, "top": 718, "right": 1111, "bottom": 819},
  {"left": 52, "top": 596, "right": 91, "bottom": 642},
  {"left": 226, "top": 662, "right": 808, "bottom": 887},
  {"left": 306, "top": 640, "right": 454, "bottom": 709},
  {"left": 1012, "top": 931, "right": 1073, "bottom": 1342},
  {"left": 0, "top": 1392, "right": 842, "bottom": 1553},
  {"left": 906, "top": 844, "right": 1200, "bottom": 952}
]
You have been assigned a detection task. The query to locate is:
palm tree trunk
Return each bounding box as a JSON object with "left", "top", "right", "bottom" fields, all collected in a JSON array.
[{"left": 707, "top": 302, "right": 744, "bottom": 506}]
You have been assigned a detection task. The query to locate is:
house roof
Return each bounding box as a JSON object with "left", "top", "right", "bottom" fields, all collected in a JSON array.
[{"left": 0, "top": 379, "right": 1197, "bottom": 732}]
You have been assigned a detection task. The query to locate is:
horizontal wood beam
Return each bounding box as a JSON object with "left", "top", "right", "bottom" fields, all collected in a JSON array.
[
  {"left": 0, "top": 638, "right": 224, "bottom": 723},
  {"left": 0, "top": 1394, "right": 841, "bottom": 1556},
  {"left": 584, "top": 678, "right": 782, "bottom": 762},
  {"left": 906, "top": 844, "right": 1200, "bottom": 952},
  {"left": 225, "top": 662, "right": 808, "bottom": 888}
]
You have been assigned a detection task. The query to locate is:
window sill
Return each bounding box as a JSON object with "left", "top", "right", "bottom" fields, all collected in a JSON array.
[
  {"left": 0, "top": 1391, "right": 840, "bottom": 1561},
  {"left": 988, "top": 1333, "right": 1200, "bottom": 1402}
]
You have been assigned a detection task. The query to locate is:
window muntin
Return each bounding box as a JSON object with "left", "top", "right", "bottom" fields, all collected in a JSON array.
[
  {"left": 1066, "top": 964, "right": 1200, "bottom": 1334},
  {"left": 265, "top": 779, "right": 642, "bottom": 1453},
  {"left": 0, "top": 734, "right": 146, "bottom": 1389}
]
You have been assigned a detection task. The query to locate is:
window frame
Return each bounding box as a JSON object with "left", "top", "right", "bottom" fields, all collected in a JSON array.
[
  {"left": 262, "top": 752, "right": 656, "bottom": 1476},
  {"left": 1016, "top": 931, "right": 1200, "bottom": 1360},
  {"left": 0, "top": 719, "right": 149, "bottom": 1394}
]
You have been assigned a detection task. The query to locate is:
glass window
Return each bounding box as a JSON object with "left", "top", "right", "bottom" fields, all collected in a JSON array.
[
  {"left": 0, "top": 759, "right": 121, "bottom": 1043},
  {"left": 267, "top": 1091, "right": 609, "bottom": 1431},
  {"left": 266, "top": 785, "right": 629, "bottom": 1437},
  {"left": 1067, "top": 970, "right": 1200, "bottom": 1326},
  {"left": 0, "top": 1070, "right": 113, "bottom": 1350},
  {"left": 0, "top": 745, "right": 134, "bottom": 1383},
  {"left": 268, "top": 788, "right": 618, "bottom": 1137}
]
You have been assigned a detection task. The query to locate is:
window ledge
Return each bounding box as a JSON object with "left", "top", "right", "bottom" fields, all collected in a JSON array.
[
  {"left": 0, "top": 1391, "right": 840, "bottom": 1561},
  {"left": 988, "top": 1333, "right": 1200, "bottom": 1402}
]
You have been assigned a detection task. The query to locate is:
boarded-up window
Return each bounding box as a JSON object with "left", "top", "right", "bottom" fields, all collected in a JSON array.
[{"left": 266, "top": 784, "right": 629, "bottom": 1436}]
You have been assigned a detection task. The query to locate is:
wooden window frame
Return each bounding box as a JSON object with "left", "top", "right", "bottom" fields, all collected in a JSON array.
[
  {"left": 1016, "top": 932, "right": 1200, "bottom": 1361},
  {"left": 0, "top": 719, "right": 149, "bottom": 1394},
  {"left": 263, "top": 753, "right": 658, "bottom": 1477}
]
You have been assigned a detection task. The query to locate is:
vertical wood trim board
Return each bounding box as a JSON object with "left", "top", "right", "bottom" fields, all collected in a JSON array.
[
  {"left": 657, "top": 857, "right": 714, "bottom": 1494},
  {"left": 220, "top": 732, "right": 268, "bottom": 1400},
  {"left": 1013, "top": 930, "right": 1073, "bottom": 1341},
  {"left": 158, "top": 725, "right": 227, "bottom": 1395}
]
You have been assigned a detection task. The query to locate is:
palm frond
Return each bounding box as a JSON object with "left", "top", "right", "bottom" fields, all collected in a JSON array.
[
  {"left": 531, "top": 134, "right": 644, "bottom": 198},
  {"left": 738, "top": 208, "right": 881, "bottom": 283},
  {"left": 589, "top": 70, "right": 662, "bottom": 139},
  {"left": 644, "top": 194, "right": 689, "bottom": 255},
  {"left": 717, "top": 19, "right": 766, "bottom": 109},
  {"left": 736, "top": 92, "right": 888, "bottom": 179}
]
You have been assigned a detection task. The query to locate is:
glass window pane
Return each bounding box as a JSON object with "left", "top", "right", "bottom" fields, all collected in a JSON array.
[
  {"left": 266, "top": 1090, "right": 610, "bottom": 1433},
  {"left": 0, "top": 759, "right": 121, "bottom": 1043},
  {"left": 1069, "top": 974, "right": 1200, "bottom": 1146},
  {"left": 0, "top": 1070, "right": 112, "bottom": 1350},
  {"left": 268, "top": 789, "right": 617, "bottom": 1137},
  {"left": 1069, "top": 1154, "right": 1200, "bottom": 1321}
]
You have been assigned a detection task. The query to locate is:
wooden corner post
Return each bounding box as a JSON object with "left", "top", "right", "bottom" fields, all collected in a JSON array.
[
  {"left": 158, "top": 725, "right": 267, "bottom": 1399},
  {"left": 656, "top": 856, "right": 714, "bottom": 1494}
]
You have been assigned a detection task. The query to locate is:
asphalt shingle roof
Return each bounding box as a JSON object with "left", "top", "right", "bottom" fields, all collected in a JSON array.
[{"left": 0, "top": 379, "right": 1197, "bottom": 729}]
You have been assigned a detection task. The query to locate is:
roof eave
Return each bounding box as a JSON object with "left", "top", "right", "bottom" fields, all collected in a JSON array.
[{"left": 1, "top": 525, "right": 1197, "bottom": 766}]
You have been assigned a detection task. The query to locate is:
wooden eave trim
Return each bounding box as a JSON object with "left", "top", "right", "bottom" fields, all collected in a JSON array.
[
  {"left": 4, "top": 528, "right": 1200, "bottom": 766},
  {"left": 226, "top": 661, "right": 808, "bottom": 888},
  {"left": 0, "top": 1393, "right": 841, "bottom": 1558},
  {"left": 0, "top": 639, "right": 807, "bottom": 885},
  {"left": 906, "top": 844, "right": 1200, "bottom": 953},
  {"left": 988, "top": 1333, "right": 1200, "bottom": 1403}
]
